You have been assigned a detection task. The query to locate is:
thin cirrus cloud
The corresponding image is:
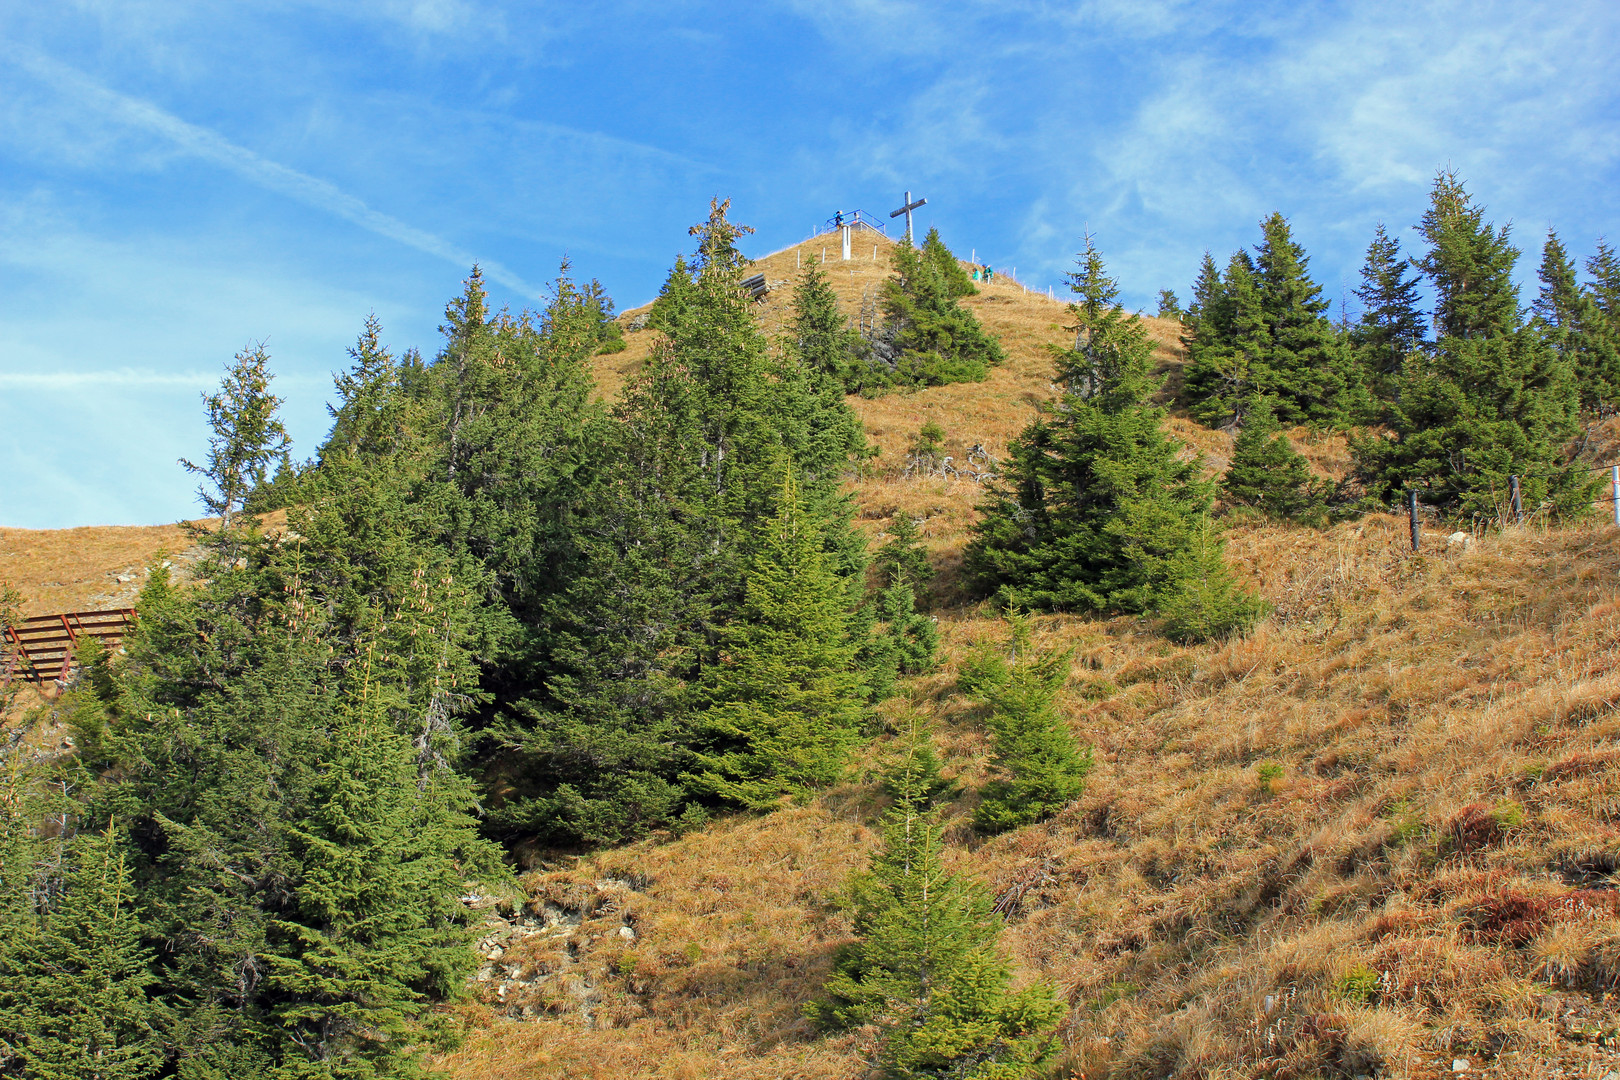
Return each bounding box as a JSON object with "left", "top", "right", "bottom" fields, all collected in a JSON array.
[
  {"left": 0, "top": 370, "right": 218, "bottom": 389},
  {"left": 6, "top": 47, "right": 541, "bottom": 298}
]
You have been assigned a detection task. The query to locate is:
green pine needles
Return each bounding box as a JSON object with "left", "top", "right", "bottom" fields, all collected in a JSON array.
[
  {"left": 1222, "top": 395, "right": 1327, "bottom": 524},
  {"left": 691, "top": 475, "right": 866, "bottom": 808},
  {"left": 808, "top": 727, "right": 1063, "bottom": 1079},
  {"left": 1352, "top": 171, "right": 1596, "bottom": 518},
  {"left": 966, "top": 237, "right": 1262, "bottom": 642},
  {"left": 958, "top": 617, "right": 1091, "bottom": 834},
  {"left": 879, "top": 233, "right": 1005, "bottom": 387}
]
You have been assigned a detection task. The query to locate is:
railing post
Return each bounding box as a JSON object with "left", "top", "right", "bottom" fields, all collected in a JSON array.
[{"left": 1408, "top": 489, "right": 1421, "bottom": 552}]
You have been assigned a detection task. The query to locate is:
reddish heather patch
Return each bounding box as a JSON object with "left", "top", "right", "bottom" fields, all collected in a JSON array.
[{"left": 1461, "top": 889, "right": 1620, "bottom": 946}]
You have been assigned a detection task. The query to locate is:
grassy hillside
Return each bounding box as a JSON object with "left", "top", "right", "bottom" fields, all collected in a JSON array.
[{"left": 5, "top": 235, "right": 1618, "bottom": 1078}]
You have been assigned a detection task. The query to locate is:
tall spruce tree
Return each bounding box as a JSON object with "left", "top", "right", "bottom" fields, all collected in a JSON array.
[
  {"left": 789, "top": 259, "right": 877, "bottom": 391},
  {"left": 1583, "top": 240, "right": 1620, "bottom": 407},
  {"left": 82, "top": 344, "right": 505, "bottom": 1073},
  {"left": 488, "top": 200, "right": 870, "bottom": 844},
  {"left": 264, "top": 695, "right": 485, "bottom": 1077},
  {"left": 967, "top": 238, "right": 1261, "bottom": 640},
  {"left": 1252, "top": 212, "right": 1364, "bottom": 424},
  {"left": 1354, "top": 172, "right": 1592, "bottom": 516},
  {"left": 1534, "top": 230, "right": 1620, "bottom": 409},
  {"left": 808, "top": 731, "right": 1062, "bottom": 1078},
  {"left": 1181, "top": 251, "right": 1267, "bottom": 426},
  {"left": 1351, "top": 223, "right": 1428, "bottom": 403},
  {"left": 957, "top": 617, "right": 1091, "bottom": 835},
  {"left": 689, "top": 475, "right": 865, "bottom": 808},
  {"left": 1183, "top": 217, "right": 1366, "bottom": 426}
]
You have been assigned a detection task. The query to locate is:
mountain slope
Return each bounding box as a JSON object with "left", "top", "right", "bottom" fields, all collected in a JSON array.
[{"left": 4, "top": 234, "right": 1618, "bottom": 1079}]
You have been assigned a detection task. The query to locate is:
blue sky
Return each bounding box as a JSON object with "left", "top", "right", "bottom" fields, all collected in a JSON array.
[{"left": 2, "top": 0, "right": 1617, "bottom": 528}]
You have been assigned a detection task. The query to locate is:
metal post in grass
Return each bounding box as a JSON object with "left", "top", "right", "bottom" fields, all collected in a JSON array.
[
  {"left": 1408, "top": 489, "right": 1421, "bottom": 552},
  {"left": 1612, "top": 465, "right": 1619, "bottom": 527},
  {"left": 1510, "top": 474, "right": 1522, "bottom": 525}
]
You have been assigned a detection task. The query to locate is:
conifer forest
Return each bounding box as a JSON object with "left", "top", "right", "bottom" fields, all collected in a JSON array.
[{"left": 5, "top": 172, "right": 1620, "bottom": 1079}]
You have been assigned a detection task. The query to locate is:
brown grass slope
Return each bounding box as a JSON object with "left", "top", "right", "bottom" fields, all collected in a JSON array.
[{"left": 7, "top": 237, "right": 1618, "bottom": 1078}]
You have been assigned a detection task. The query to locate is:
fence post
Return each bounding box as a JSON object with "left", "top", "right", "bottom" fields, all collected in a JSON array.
[
  {"left": 1408, "top": 489, "right": 1421, "bottom": 552},
  {"left": 1612, "top": 466, "right": 1619, "bottom": 527},
  {"left": 1510, "top": 474, "right": 1522, "bottom": 525}
]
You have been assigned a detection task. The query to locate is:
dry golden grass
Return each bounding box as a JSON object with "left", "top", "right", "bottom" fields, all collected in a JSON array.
[
  {"left": 13, "top": 252, "right": 1620, "bottom": 1077},
  {"left": 0, "top": 522, "right": 195, "bottom": 616}
]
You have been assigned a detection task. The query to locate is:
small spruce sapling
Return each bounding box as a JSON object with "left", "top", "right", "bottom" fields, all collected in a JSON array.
[
  {"left": 958, "top": 616, "right": 1091, "bottom": 835},
  {"left": 874, "top": 513, "right": 934, "bottom": 593},
  {"left": 808, "top": 722, "right": 1062, "bottom": 1079},
  {"left": 1221, "top": 395, "right": 1325, "bottom": 523}
]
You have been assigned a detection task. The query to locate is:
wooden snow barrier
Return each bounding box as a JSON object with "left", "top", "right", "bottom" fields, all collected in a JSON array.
[{"left": 2, "top": 608, "right": 137, "bottom": 688}]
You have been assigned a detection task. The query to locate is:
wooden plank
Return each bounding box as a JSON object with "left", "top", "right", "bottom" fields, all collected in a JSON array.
[{"left": 2, "top": 606, "right": 138, "bottom": 687}]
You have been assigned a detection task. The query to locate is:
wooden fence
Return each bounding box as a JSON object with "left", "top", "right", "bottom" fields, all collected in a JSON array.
[{"left": 2, "top": 608, "right": 137, "bottom": 687}]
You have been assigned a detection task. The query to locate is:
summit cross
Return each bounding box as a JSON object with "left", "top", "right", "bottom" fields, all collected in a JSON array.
[{"left": 889, "top": 190, "right": 927, "bottom": 243}]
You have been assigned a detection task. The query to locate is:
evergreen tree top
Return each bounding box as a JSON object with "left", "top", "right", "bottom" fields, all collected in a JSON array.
[
  {"left": 1533, "top": 229, "right": 1581, "bottom": 331},
  {"left": 688, "top": 197, "right": 755, "bottom": 279},
  {"left": 1416, "top": 169, "right": 1522, "bottom": 341},
  {"left": 1052, "top": 236, "right": 1157, "bottom": 409},
  {"left": 1255, "top": 212, "right": 1329, "bottom": 321}
]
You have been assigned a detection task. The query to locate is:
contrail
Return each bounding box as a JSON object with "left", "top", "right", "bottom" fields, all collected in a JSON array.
[
  {"left": 9, "top": 49, "right": 539, "bottom": 297},
  {"left": 0, "top": 370, "right": 325, "bottom": 390}
]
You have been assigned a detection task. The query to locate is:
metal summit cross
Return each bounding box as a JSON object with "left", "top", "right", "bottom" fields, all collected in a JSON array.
[{"left": 889, "top": 190, "right": 927, "bottom": 242}]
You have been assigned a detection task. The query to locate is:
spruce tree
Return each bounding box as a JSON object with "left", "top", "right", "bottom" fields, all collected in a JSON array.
[
  {"left": 1351, "top": 223, "right": 1428, "bottom": 403},
  {"left": 790, "top": 260, "right": 882, "bottom": 393},
  {"left": 1354, "top": 172, "right": 1592, "bottom": 516},
  {"left": 1156, "top": 289, "right": 1181, "bottom": 319},
  {"left": 1252, "top": 212, "right": 1356, "bottom": 424},
  {"left": 690, "top": 476, "right": 864, "bottom": 808},
  {"left": 1583, "top": 240, "right": 1620, "bottom": 407},
  {"left": 807, "top": 730, "right": 1062, "bottom": 1078},
  {"left": 491, "top": 200, "right": 871, "bottom": 843},
  {"left": 957, "top": 617, "right": 1090, "bottom": 835},
  {"left": 880, "top": 238, "right": 1005, "bottom": 387},
  {"left": 1181, "top": 251, "right": 1266, "bottom": 427},
  {"left": 862, "top": 575, "right": 939, "bottom": 703},
  {"left": 583, "top": 277, "right": 627, "bottom": 354},
  {"left": 1588, "top": 241, "right": 1620, "bottom": 327},
  {"left": 1222, "top": 395, "right": 1324, "bottom": 523},
  {"left": 921, "top": 227, "right": 977, "bottom": 299},
  {"left": 1534, "top": 230, "right": 1620, "bottom": 409},
  {"left": 264, "top": 696, "right": 485, "bottom": 1077},
  {"left": 179, "top": 343, "right": 291, "bottom": 532},
  {"left": 874, "top": 513, "right": 934, "bottom": 593},
  {"left": 0, "top": 823, "right": 163, "bottom": 1080},
  {"left": 1184, "top": 218, "right": 1366, "bottom": 426},
  {"left": 966, "top": 238, "right": 1260, "bottom": 640}
]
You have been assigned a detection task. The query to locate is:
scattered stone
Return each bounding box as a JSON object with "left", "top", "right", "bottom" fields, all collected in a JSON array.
[
  {"left": 618, "top": 925, "right": 635, "bottom": 941},
  {"left": 1452, "top": 1059, "right": 1469, "bottom": 1072},
  {"left": 1447, "top": 531, "right": 1471, "bottom": 549}
]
